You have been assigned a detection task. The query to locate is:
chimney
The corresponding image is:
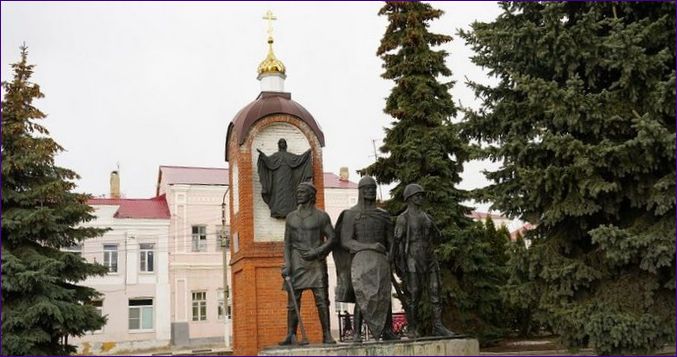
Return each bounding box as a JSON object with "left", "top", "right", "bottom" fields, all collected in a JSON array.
[
  {"left": 339, "top": 167, "right": 349, "bottom": 181},
  {"left": 110, "top": 171, "right": 120, "bottom": 199}
]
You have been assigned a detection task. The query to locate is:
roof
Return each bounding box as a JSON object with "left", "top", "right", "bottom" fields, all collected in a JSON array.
[
  {"left": 156, "top": 165, "right": 356, "bottom": 194},
  {"left": 157, "top": 166, "right": 229, "bottom": 195},
  {"left": 88, "top": 195, "right": 170, "bottom": 219},
  {"left": 467, "top": 211, "right": 507, "bottom": 221},
  {"left": 225, "top": 91, "right": 325, "bottom": 160},
  {"left": 510, "top": 223, "right": 535, "bottom": 240},
  {"left": 324, "top": 172, "right": 358, "bottom": 189}
]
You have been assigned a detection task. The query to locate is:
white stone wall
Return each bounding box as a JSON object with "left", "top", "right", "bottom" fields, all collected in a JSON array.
[
  {"left": 250, "top": 123, "right": 310, "bottom": 242},
  {"left": 231, "top": 163, "right": 239, "bottom": 214}
]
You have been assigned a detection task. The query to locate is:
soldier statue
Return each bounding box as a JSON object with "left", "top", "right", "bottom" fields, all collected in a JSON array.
[
  {"left": 394, "top": 183, "right": 455, "bottom": 338},
  {"left": 280, "top": 182, "right": 336, "bottom": 345},
  {"left": 334, "top": 176, "right": 399, "bottom": 342}
]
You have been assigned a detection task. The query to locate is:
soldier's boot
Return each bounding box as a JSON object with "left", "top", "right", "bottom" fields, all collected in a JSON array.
[
  {"left": 406, "top": 305, "right": 419, "bottom": 339},
  {"left": 352, "top": 308, "right": 363, "bottom": 343},
  {"left": 279, "top": 309, "right": 298, "bottom": 345},
  {"left": 431, "top": 304, "right": 456, "bottom": 337},
  {"left": 381, "top": 327, "right": 400, "bottom": 341},
  {"left": 381, "top": 311, "right": 400, "bottom": 341},
  {"left": 318, "top": 305, "right": 336, "bottom": 344}
]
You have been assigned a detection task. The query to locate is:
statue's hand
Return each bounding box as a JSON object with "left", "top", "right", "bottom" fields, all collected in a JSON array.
[
  {"left": 281, "top": 265, "right": 290, "bottom": 278},
  {"left": 301, "top": 248, "right": 319, "bottom": 261},
  {"left": 373, "top": 243, "right": 386, "bottom": 254},
  {"left": 257, "top": 148, "right": 264, "bottom": 155}
]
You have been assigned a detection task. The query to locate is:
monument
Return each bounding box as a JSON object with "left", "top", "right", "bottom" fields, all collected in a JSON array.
[
  {"left": 394, "top": 183, "right": 455, "bottom": 337},
  {"left": 334, "top": 176, "right": 398, "bottom": 342},
  {"left": 279, "top": 182, "right": 336, "bottom": 346},
  {"left": 225, "top": 11, "right": 327, "bottom": 355}
]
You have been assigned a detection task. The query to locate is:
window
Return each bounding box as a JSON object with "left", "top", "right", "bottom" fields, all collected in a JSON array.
[
  {"left": 192, "top": 291, "right": 207, "bottom": 321},
  {"left": 65, "top": 243, "right": 83, "bottom": 256},
  {"left": 103, "top": 244, "right": 118, "bottom": 273},
  {"left": 139, "top": 243, "right": 155, "bottom": 272},
  {"left": 191, "top": 226, "right": 207, "bottom": 252},
  {"left": 129, "top": 299, "right": 154, "bottom": 330},
  {"left": 217, "top": 289, "right": 225, "bottom": 320}
]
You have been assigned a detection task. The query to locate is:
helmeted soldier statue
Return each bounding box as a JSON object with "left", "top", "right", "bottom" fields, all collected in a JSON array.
[
  {"left": 394, "top": 183, "right": 455, "bottom": 338},
  {"left": 334, "top": 176, "right": 399, "bottom": 342},
  {"left": 280, "top": 182, "right": 336, "bottom": 345}
]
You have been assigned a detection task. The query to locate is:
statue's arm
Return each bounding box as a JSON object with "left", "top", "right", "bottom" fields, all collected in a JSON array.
[
  {"left": 340, "top": 212, "right": 383, "bottom": 254},
  {"left": 393, "top": 215, "right": 408, "bottom": 277},
  {"left": 317, "top": 212, "right": 336, "bottom": 257},
  {"left": 429, "top": 213, "right": 444, "bottom": 243},
  {"left": 386, "top": 216, "right": 395, "bottom": 261},
  {"left": 282, "top": 221, "right": 292, "bottom": 277}
]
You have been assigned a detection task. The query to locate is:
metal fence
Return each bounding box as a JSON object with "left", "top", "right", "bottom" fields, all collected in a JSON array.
[{"left": 337, "top": 311, "right": 408, "bottom": 342}]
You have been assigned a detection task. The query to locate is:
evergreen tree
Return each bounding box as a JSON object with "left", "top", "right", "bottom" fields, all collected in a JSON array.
[
  {"left": 363, "top": 1, "right": 509, "bottom": 340},
  {"left": 435, "top": 218, "right": 512, "bottom": 343},
  {"left": 2, "top": 46, "right": 109, "bottom": 355},
  {"left": 460, "top": 2, "right": 675, "bottom": 354},
  {"left": 501, "top": 234, "right": 546, "bottom": 337}
]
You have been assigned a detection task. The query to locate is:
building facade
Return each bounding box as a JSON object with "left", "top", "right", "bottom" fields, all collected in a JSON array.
[
  {"left": 73, "top": 195, "right": 172, "bottom": 355},
  {"left": 156, "top": 166, "right": 232, "bottom": 349}
]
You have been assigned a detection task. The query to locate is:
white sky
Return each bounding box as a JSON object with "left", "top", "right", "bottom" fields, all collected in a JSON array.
[{"left": 1, "top": 1, "right": 503, "bottom": 213}]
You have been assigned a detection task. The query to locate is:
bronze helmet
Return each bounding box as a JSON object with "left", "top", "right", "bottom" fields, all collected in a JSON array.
[{"left": 403, "top": 183, "right": 424, "bottom": 201}]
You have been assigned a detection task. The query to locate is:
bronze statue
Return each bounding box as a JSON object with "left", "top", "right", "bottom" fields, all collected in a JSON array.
[
  {"left": 394, "top": 183, "right": 455, "bottom": 338},
  {"left": 257, "top": 138, "right": 313, "bottom": 218},
  {"left": 280, "top": 182, "right": 336, "bottom": 345},
  {"left": 335, "top": 176, "right": 399, "bottom": 342}
]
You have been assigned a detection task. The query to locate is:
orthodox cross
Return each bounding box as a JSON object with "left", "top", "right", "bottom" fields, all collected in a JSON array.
[{"left": 263, "top": 10, "right": 277, "bottom": 39}]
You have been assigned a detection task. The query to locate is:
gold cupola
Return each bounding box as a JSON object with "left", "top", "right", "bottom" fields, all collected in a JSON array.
[
  {"left": 257, "top": 10, "right": 286, "bottom": 78},
  {"left": 257, "top": 37, "right": 286, "bottom": 77}
]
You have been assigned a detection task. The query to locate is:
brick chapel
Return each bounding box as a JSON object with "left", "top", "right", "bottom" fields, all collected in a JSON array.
[{"left": 225, "top": 11, "right": 327, "bottom": 355}]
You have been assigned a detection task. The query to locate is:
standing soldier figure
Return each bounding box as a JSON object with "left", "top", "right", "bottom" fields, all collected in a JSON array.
[
  {"left": 395, "top": 183, "right": 455, "bottom": 338},
  {"left": 280, "top": 182, "right": 337, "bottom": 345},
  {"left": 336, "top": 176, "right": 399, "bottom": 342}
]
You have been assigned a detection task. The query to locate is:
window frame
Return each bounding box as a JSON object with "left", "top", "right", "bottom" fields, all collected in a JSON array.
[
  {"left": 139, "top": 243, "right": 155, "bottom": 273},
  {"left": 192, "top": 291, "right": 207, "bottom": 321},
  {"left": 191, "top": 226, "right": 208, "bottom": 252},
  {"left": 128, "top": 298, "right": 154, "bottom": 331},
  {"left": 103, "top": 244, "right": 118, "bottom": 273}
]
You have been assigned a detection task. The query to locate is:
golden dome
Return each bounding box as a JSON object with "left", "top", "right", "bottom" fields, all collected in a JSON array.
[{"left": 257, "top": 37, "right": 286, "bottom": 76}]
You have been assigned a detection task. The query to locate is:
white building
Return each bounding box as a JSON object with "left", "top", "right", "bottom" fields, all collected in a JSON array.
[{"left": 72, "top": 191, "right": 172, "bottom": 354}]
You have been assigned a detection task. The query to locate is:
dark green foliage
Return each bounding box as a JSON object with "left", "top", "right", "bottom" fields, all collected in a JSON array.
[
  {"left": 2, "top": 46, "right": 109, "bottom": 355},
  {"left": 363, "top": 1, "right": 512, "bottom": 341},
  {"left": 460, "top": 2, "right": 675, "bottom": 354},
  {"left": 437, "top": 218, "right": 513, "bottom": 344},
  {"left": 501, "top": 234, "right": 548, "bottom": 337}
]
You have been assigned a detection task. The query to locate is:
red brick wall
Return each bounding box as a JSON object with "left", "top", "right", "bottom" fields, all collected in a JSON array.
[{"left": 229, "top": 114, "right": 325, "bottom": 355}]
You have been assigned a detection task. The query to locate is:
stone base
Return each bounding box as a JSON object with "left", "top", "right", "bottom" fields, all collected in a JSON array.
[{"left": 259, "top": 336, "right": 479, "bottom": 356}]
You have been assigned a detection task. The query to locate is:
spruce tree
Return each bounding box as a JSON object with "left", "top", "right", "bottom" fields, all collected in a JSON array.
[
  {"left": 460, "top": 2, "right": 675, "bottom": 354},
  {"left": 363, "top": 1, "right": 508, "bottom": 340},
  {"left": 1, "top": 46, "right": 108, "bottom": 355}
]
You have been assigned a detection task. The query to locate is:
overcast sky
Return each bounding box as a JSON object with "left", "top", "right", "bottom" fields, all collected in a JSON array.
[{"left": 2, "top": 1, "right": 503, "bottom": 210}]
